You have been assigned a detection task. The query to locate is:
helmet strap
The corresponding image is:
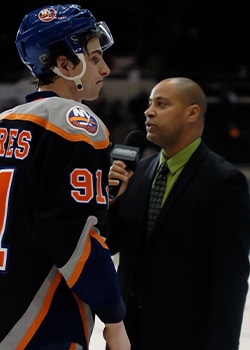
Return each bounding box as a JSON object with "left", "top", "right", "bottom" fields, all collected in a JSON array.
[{"left": 52, "top": 53, "right": 86, "bottom": 91}]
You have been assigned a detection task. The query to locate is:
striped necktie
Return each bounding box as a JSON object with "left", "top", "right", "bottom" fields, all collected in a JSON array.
[{"left": 146, "top": 162, "right": 169, "bottom": 240}]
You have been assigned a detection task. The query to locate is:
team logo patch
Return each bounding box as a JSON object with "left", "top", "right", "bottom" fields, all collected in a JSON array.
[
  {"left": 38, "top": 8, "right": 57, "bottom": 22},
  {"left": 67, "top": 107, "right": 98, "bottom": 134}
]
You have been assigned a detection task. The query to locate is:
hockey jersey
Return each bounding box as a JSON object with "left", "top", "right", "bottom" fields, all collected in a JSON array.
[{"left": 0, "top": 91, "right": 125, "bottom": 349}]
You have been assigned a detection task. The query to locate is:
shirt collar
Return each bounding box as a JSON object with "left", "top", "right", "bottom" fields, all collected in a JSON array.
[
  {"left": 160, "top": 138, "right": 201, "bottom": 174},
  {"left": 25, "top": 90, "right": 59, "bottom": 103}
]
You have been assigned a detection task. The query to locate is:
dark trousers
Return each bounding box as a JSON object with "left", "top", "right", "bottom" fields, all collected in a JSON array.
[{"left": 124, "top": 296, "right": 142, "bottom": 350}]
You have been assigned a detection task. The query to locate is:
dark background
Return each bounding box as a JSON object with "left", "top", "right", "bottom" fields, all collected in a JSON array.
[
  {"left": 1, "top": 0, "right": 249, "bottom": 82},
  {"left": 1, "top": 1, "right": 250, "bottom": 163}
]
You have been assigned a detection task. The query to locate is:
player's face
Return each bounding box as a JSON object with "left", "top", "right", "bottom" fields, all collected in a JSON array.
[{"left": 78, "top": 37, "right": 110, "bottom": 101}]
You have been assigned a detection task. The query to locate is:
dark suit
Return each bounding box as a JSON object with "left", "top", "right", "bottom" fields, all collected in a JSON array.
[{"left": 108, "top": 141, "right": 250, "bottom": 350}]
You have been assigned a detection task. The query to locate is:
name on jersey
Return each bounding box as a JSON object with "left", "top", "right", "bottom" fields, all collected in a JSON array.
[{"left": 0, "top": 127, "right": 31, "bottom": 159}]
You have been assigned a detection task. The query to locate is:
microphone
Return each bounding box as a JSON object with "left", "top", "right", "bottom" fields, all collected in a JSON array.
[{"left": 108, "top": 130, "right": 147, "bottom": 199}]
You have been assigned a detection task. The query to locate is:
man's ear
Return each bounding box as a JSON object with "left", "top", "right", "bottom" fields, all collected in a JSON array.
[
  {"left": 187, "top": 104, "right": 200, "bottom": 124},
  {"left": 55, "top": 56, "right": 70, "bottom": 76}
]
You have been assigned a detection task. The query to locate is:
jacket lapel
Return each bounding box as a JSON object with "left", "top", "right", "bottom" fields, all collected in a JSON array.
[{"left": 150, "top": 142, "right": 208, "bottom": 236}]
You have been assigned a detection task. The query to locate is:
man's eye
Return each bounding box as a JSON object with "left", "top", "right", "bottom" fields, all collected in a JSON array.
[{"left": 91, "top": 56, "right": 99, "bottom": 64}]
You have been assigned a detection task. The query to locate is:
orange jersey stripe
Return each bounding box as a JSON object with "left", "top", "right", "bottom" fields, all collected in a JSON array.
[
  {"left": 67, "top": 228, "right": 108, "bottom": 288},
  {"left": 17, "top": 272, "right": 62, "bottom": 349},
  {"left": 1, "top": 113, "right": 110, "bottom": 149}
]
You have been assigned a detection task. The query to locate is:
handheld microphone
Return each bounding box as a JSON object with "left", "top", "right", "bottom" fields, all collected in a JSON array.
[{"left": 108, "top": 130, "right": 147, "bottom": 199}]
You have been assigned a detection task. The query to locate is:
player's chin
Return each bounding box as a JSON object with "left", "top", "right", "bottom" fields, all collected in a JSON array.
[
  {"left": 81, "top": 90, "right": 100, "bottom": 101},
  {"left": 92, "top": 85, "right": 102, "bottom": 97}
]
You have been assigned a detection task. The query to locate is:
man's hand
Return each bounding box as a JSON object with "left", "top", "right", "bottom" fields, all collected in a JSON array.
[
  {"left": 104, "top": 321, "right": 131, "bottom": 350},
  {"left": 108, "top": 160, "right": 134, "bottom": 202}
]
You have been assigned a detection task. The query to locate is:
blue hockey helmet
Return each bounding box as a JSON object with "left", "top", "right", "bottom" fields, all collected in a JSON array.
[{"left": 15, "top": 4, "right": 114, "bottom": 77}]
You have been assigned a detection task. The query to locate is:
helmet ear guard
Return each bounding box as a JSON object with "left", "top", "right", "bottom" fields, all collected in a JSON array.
[
  {"left": 15, "top": 4, "right": 114, "bottom": 79},
  {"left": 52, "top": 53, "right": 86, "bottom": 91}
]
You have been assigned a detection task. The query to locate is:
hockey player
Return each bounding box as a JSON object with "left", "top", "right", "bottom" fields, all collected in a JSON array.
[{"left": 0, "top": 4, "right": 130, "bottom": 350}]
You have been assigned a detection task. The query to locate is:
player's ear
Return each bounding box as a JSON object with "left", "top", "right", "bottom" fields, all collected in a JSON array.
[{"left": 55, "top": 55, "right": 70, "bottom": 76}]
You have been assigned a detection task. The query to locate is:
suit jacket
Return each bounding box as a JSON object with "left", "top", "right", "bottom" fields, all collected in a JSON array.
[{"left": 108, "top": 141, "right": 250, "bottom": 350}]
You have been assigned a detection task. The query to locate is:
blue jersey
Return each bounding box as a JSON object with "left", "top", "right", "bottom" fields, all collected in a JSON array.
[{"left": 0, "top": 91, "right": 125, "bottom": 349}]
